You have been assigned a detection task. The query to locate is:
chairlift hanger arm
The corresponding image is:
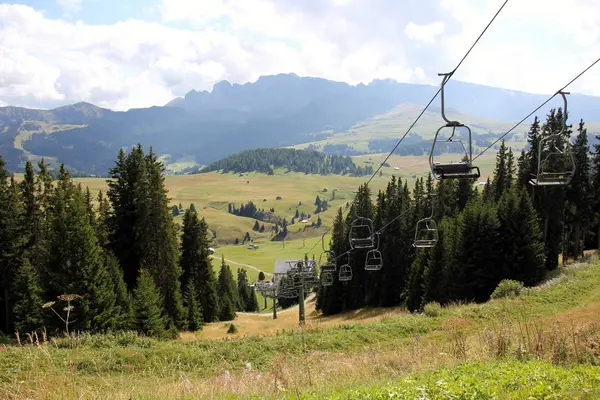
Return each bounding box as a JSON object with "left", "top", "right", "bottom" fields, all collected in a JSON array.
[{"left": 438, "top": 71, "right": 462, "bottom": 127}]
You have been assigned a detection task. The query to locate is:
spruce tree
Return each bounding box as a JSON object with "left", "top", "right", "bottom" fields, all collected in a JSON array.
[
  {"left": 217, "top": 258, "right": 238, "bottom": 321},
  {"left": 236, "top": 268, "right": 249, "bottom": 311},
  {"left": 0, "top": 165, "right": 25, "bottom": 333},
  {"left": 184, "top": 281, "right": 203, "bottom": 331},
  {"left": 180, "top": 211, "right": 219, "bottom": 322},
  {"left": 455, "top": 200, "right": 501, "bottom": 302},
  {"left": 141, "top": 149, "right": 185, "bottom": 329},
  {"left": 44, "top": 165, "right": 117, "bottom": 332},
  {"left": 12, "top": 258, "right": 43, "bottom": 333},
  {"left": 497, "top": 187, "right": 545, "bottom": 285},
  {"left": 566, "top": 120, "right": 591, "bottom": 259},
  {"left": 132, "top": 268, "right": 167, "bottom": 337},
  {"left": 492, "top": 140, "right": 508, "bottom": 202},
  {"left": 592, "top": 131, "right": 600, "bottom": 250},
  {"left": 406, "top": 249, "right": 428, "bottom": 312}
]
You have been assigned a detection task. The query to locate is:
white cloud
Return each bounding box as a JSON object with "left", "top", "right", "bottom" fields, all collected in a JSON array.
[
  {"left": 405, "top": 21, "right": 445, "bottom": 44},
  {"left": 57, "top": 0, "right": 83, "bottom": 15},
  {"left": 0, "top": 0, "right": 599, "bottom": 111}
]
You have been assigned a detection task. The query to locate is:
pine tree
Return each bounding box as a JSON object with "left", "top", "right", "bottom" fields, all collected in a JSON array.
[
  {"left": 592, "top": 131, "right": 600, "bottom": 250},
  {"left": 246, "top": 287, "right": 259, "bottom": 312},
  {"left": 141, "top": 149, "right": 185, "bottom": 329},
  {"left": 20, "top": 161, "right": 39, "bottom": 261},
  {"left": 566, "top": 120, "right": 591, "bottom": 259},
  {"left": 44, "top": 169, "right": 117, "bottom": 332},
  {"left": 105, "top": 252, "right": 133, "bottom": 330},
  {"left": 406, "top": 249, "right": 428, "bottom": 312},
  {"left": 132, "top": 268, "right": 167, "bottom": 337},
  {"left": 190, "top": 203, "right": 196, "bottom": 213},
  {"left": 0, "top": 163, "right": 25, "bottom": 333},
  {"left": 217, "top": 258, "right": 237, "bottom": 321},
  {"left": 236, "top": 268, "right": 249, "bottom": 311},
  {"left": 253, "top": 221, "right": 260, "bottom": 231},
  {"left": 455, "top": 200, "right": 501, "bottom": 302},
  {"left": 12, "top": 258, "right": 44, "bottom": 333},
  {"left": 184, "top": 281, "right": 203, "bottom": 331},
  {"left": 497, "top": 187, "right": 545, "bottom": 285},
  {"left": 180, "top": 211, "right": 219, "bottom": 322},
  {"left": 107, "top": 146, "right": 148, "bottom": 290},
  {"left": 492, "top": 140, "right": 508, "bottom": 202}
]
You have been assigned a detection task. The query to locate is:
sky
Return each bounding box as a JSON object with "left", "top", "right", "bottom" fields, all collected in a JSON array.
[{"left": 0, "top": 0, "right": 599, "bottom": 111}]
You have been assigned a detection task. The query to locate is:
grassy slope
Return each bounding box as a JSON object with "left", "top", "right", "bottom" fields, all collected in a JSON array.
[
  {"left": 289, "top": 102, "right": 600, "bottom": 155},
  {"left": 1, "top": 256, "right": 599, "bottom": 399}
]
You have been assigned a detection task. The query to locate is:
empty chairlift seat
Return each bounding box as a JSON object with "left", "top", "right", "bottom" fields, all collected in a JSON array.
[
  {"left": 321, "top": 271, "right": 334, "bottom": 286},
  {"left": 338, "top": 264, "right": 353, "bottom": 282},
  {"left": 349, "top": 217, "right": 376, "bottom": 250},
  {"left": 365, "top": 249, "right": 383, "bottom": 271},
  {"left": 413, "top": 218, "right": 438, "bottom": 248}
]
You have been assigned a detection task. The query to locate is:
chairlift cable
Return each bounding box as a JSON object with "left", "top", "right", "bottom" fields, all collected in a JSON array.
[
  {"left": 304, "top": 0, "right": 509, "bottom": 257},
  {"left": 472, "top": 56, "right": 600, "bottom": 162}
]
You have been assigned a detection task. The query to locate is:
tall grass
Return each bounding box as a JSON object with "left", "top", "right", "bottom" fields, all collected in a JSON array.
[{"left": 1, "top": 257, "right": 599, "bottom": 399}]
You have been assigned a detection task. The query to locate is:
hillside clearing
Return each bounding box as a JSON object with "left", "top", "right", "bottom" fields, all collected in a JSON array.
[{"left": 1, "top": 255, "right": 599, "bottom": 399}]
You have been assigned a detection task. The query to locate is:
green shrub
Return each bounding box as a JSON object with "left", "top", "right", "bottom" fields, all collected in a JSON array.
[
  {"left": 227, "top": 323, "right": 238, "bottom": 334},
  {"left": 423, "top": 302, "right": 442, "bottom": 317},
  {"left": 491, "top": 279, "right": 524, "bottom": 299}
]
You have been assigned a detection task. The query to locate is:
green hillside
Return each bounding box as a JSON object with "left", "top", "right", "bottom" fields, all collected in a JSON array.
[{"left": 1, "top": 255, "right": 598, "bottom": 399}]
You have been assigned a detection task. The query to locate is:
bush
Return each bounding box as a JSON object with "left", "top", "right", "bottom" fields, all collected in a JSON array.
[
  {"left": 491, "top": 279, "right": 524, "bottom": 299},
  {"left": 423, "top": 302, "right": 442, "bottom": 317},
  {"left": 227, "top": 323, "right": 238, "bottom": 334}
]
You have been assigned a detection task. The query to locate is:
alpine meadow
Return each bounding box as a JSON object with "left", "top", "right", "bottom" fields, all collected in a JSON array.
[{"left": 2, "top": 0, "right": 600, "bottom": 399}]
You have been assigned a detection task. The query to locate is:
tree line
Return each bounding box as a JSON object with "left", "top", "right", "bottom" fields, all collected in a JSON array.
[
  {"left": 0, "top": 145, "right": 258, "bottom": 338},
  {"left": 201, "top": 148, "right": 374, "bottom": 176},
  {"left": 317, "top": 108, "right": 600, "bottom": 315}
]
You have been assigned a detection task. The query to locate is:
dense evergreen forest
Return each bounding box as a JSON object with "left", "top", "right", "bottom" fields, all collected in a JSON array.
[
  {"left": 0, "top": 145, "right": 258, "bottom": 338},
  {"left": 201, "top": 148, "right": 374, "bottom": 176},
  {"left": 317, "top": 109, "right": 600, "bottom": 315}
]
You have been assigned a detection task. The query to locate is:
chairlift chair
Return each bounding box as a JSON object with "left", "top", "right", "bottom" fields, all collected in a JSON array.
[
  {"left": 338, "top": 264, "right": 353, "bottom": 282},
  {"left": 364, "top": 233, "right": 383, "bottom": 271},
  {"left": 319, "top": 250, "right": 337, "bottom": 272},
  {"left": 529, "top": 91, "right": 575, "bottom": 186},
  {"left": 413, "top": 193, "right": 438, "bottom": 248},
  {"left": 413, "top": 218, "right": 438, "bottom": 248},
  {"left": 429, "top": 72, "right": 480, "bottom": 180},
  {"left": 321, "top": 271, "right": 334, "bottom": 286},
  {"left": 349, "top": 217, "right": 375, "bottom": 250},
  {"left": 365, "top": 250, "right": 383, "bottom": 271}
]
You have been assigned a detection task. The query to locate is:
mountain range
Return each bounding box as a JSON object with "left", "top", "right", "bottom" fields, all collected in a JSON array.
[{"left": 1, "top": 73, "right": 599, "bottom": 174}]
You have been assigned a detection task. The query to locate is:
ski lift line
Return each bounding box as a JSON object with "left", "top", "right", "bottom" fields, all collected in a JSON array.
[
  {"left": 303, "top": 0, "right": 509, "bottom": 258},
  {"left": 472, "top": 55, "right": 600, "bottom": 162}
]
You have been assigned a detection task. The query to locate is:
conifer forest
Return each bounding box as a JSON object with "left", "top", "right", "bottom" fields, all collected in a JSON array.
[{"left": 0, "top": 105, "right": 597, "bottom": 340}]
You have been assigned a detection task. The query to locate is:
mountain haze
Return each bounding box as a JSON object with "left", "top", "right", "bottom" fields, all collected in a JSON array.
[{"left": 1, "top": 73, "right": 599, "bottom": 174}]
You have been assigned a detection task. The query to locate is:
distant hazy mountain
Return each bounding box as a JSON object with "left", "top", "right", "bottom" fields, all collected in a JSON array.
[{"left": 1, "top": 73, "right": 599, "bottom": 174}]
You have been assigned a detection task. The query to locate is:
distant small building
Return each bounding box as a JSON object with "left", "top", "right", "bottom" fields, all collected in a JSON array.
[{"left": 208, "top": 247, "right": 215, "bottom": 255}]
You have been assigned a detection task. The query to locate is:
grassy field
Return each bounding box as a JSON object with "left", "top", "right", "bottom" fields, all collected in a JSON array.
[
  {"left": 76, "top": 152, "right": 496, "bottom": 247},
  {"left": 1, "top": 255, "right": 599, "bottom": 399}
]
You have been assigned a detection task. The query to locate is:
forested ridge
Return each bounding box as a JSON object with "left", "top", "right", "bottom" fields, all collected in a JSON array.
[
  {"left": 317, "top": 108, "right": 600, "bottom": 315},
  {"left": 0, "top": 145, "right": 258, "bottom": 338},
  {"left": 201, "top": 148, "right": 374, "bottom": 176}
]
